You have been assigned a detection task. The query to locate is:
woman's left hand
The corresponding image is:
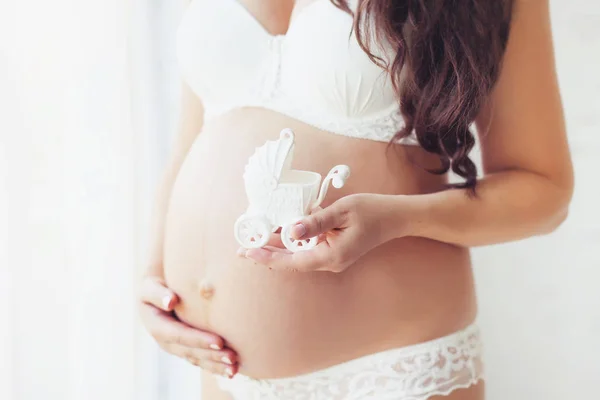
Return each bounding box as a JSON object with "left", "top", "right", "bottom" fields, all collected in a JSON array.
[{"left": 239, "top": 193, "right": 405, "bottom": 273}]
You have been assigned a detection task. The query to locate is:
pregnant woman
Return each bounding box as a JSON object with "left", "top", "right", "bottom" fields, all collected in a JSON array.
[{"left": 139, "top": 0, "right": 573, "bottom": 399}]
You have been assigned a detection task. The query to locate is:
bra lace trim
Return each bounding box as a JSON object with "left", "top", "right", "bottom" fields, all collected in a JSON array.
[
  {"left": 264, "top": 98, "right": 415, "bottom": 144},
  {"left": 216, "top": 324, "right": 484, "bottom": 400}
]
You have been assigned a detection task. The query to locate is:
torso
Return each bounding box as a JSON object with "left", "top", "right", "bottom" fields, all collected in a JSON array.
[{"left": 163, "top": 0, "right": 478, "bottom": 380}]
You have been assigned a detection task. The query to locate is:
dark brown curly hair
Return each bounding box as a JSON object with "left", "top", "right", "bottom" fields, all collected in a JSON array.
[{"left": 331, "top": 0, "right": 514, "bottom": 190}]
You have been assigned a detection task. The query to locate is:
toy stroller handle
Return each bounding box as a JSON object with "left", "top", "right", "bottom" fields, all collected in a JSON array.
[{"left": 311, "top": 165, "right": 351, "bottom": 209}]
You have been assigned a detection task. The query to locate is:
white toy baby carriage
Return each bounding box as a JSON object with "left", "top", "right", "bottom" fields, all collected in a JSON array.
[{"left": 234, "top": 128, "right": 350, "bottom": 252}]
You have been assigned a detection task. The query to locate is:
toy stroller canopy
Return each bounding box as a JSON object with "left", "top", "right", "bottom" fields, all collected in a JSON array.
[{"left": 243, "top": 129, "right": 295, "bottom": 193}]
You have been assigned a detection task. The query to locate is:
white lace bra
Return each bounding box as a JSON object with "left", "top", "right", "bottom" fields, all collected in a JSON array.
[{"left": 175, "top": 0, "right": 418, "bottom": 145}]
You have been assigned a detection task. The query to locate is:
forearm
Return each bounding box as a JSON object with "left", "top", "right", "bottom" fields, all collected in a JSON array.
[{"left": 395, "top": 170, "right": 573, "bottom": 247}]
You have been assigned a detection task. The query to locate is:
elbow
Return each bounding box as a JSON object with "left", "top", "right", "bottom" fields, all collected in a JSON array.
[
  {"left": 538, "top": 179, "right": 574, "bottom": 235},
  {"left": 541, "top": 205, "right": 569, "bottom": 234}
]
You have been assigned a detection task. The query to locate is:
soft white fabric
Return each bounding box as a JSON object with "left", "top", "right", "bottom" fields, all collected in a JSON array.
[
  {"left": 175, "top": 0, "right": 417, "bottom": 144},
  {"left": 215, "top": 323, "right": 483, "bottom": 400},
  {"left": 0, "top": 1, "right": 199, "bottom": 399}
]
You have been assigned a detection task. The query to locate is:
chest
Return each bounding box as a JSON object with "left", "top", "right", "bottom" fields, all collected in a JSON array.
[{"left": 175, "top": 0, "right": 398, "bottom": 119}]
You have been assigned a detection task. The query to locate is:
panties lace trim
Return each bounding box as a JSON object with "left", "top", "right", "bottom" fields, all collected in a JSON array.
[{"left": 216, "top": 324, "right": 484, "bottom": 400}]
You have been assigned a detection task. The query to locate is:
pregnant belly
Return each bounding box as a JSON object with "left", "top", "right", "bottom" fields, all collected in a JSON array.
[{"left": 163, "top": 108, "right": 476, "bottom": 378}]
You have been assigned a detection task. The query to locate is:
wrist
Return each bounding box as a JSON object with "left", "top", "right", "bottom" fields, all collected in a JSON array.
[{"left": 379, "top": 193, "right": 430, "bottom": 241}]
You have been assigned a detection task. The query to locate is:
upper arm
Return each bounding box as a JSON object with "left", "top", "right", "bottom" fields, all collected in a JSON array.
[
  {"left": 173, "top": 80, "right": 204, "bottom": 157},
  {"left": 170, "top": 0, "right": 204, "bottom": 159},
  {"left": 475, "top": 0, "right": 573, "bottom": 192}
]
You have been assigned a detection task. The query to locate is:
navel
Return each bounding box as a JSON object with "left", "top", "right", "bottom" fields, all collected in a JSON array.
[{"left": 199, "top": 278, "right": 215, "bottom": 300}]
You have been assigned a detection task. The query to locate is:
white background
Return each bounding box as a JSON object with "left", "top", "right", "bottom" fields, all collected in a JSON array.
[{"left": 1, "top": 1, "right": 599, "bottom": 399}]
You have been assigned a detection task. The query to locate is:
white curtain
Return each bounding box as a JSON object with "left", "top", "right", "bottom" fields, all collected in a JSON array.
[
  {"left": 1, "top": 1, "right": 599, "bottom": 400},
  {"left": 1, "top": 1, "right": 199, "bottom": 399}
]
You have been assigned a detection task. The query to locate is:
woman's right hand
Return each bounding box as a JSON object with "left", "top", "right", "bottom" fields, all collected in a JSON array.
[{"left": 138, "top": 275, "right": 238, "bottom": 378}]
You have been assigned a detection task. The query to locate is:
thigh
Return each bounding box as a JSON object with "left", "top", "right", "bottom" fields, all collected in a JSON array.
[
  {"left": 429, "top": 381, "right": 485, "bottom": 400},
  {"left": 201, "top": 370, "right": 233, "bottom": 400}
]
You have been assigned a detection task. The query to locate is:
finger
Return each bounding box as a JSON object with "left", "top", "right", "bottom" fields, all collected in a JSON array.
[
  {"left": 245, "top": 241, "right": 332, "bottom": 272},
  {"left": 183, "top": 356, "right": 238, "bottom": 378},
  {"left": 167, "top": 344, "right": 238, "bottom": 366},
  {"left": 291, "top": 206, "right": 347, "bottom": 240},
  {"left": 263, "top": 245, "right": 292, "bottom": 254},
  {"left": 140, "top": 303, "right": 225, "bottom": 350},
  {"left": 139, "top": 276, "right": 179, "bottom": 312},
  {"left": 238, "top": 245, "right": 290, "bottom": 267},
  {"left": 237, "top": 238, "right": 288, "bottom": 258}
]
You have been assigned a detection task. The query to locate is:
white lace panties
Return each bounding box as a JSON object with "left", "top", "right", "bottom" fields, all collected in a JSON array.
[{"left": 216, "top": 323, "right": 484, "bottom": 400}]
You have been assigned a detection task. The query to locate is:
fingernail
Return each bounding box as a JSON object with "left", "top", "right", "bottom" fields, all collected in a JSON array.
[
  {"left": 161, "top": 294, "right": 172, "bottom": 310},
  {"left": 292, "top": 223, "right": 306, "bottom": 238},
  {"left": 225, "top": 367, "right": 234, "bottom": 378},
  {"left": 209, "top": 343, "right": 222, "bottom": 350},
  {"left": 221, "top": 356, "right": 233, "bottom": 365},
  {"left": 236, "top": 247, "right": 246, "bottom": 256}
]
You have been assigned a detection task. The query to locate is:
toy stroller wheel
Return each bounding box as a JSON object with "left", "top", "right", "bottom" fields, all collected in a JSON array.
[
  {"left": 234, "top": 215, "right": 271, "bottom": 249},
  {"left": 281, "top": 224, "right": 317, "bottom": 252}
]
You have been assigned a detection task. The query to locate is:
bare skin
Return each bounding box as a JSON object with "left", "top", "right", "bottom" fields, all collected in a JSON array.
[
  {"left": 164, "top": 108, "right": 477, "bottom": 375},
  {"left": 138, "top": 0, "right": 573, "bottom": 398}
]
